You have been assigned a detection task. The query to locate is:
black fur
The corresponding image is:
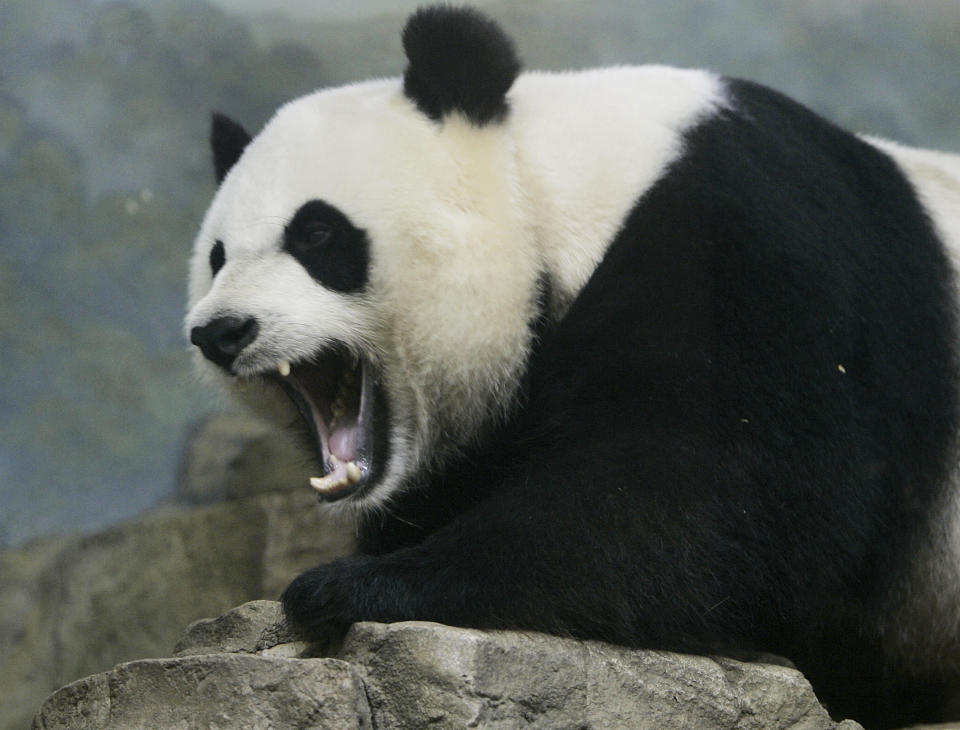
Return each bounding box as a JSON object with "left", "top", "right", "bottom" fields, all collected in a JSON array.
[
  {"left": 210, "top": 112, "right": 251, "bottom": 184},
  {"left": 209, "top": 239, "right": 225, "bottom": 276},
  {"left": 402, "top": 5, "right": 520, "bottom": 124},
  {"left": 281, "top": 76, "right": 960, "bottom": 728},
  {"left": 283, "top": 199, "right": 369, "bottom": 294}
]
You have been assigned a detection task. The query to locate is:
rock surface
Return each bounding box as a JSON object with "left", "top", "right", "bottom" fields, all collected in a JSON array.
[
  {"left": 176, "top": 413, "right": 316, "bottom": 503},
  {"left": 1, "top": 496, "right": 352, "bottom": 730},
  {"left": 34, "top": 600, "right": 863, "bottom": 730},
  {"left": 32, "top": 655, "right": 370, "bottom": 730}
]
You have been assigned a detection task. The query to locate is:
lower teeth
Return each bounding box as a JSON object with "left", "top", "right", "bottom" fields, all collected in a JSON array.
[
  {"left": 309, "top": 459, "right": 363, "bottom": 494},
  {"left": 310, "top": 474, "right": 348, "bottom": 493},
  {"left": 345, "top": 461, "right": 362, "bottom": 483}
]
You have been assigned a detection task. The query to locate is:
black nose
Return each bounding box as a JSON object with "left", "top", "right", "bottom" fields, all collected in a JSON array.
[{"left": 190, "top": 316, "right": 259, "bottom": 371}]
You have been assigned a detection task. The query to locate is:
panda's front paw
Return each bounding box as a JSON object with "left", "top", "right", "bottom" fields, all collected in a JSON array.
[
  {"left": 281, "top": 559, "right": 362, "bottom": 640},
  {"left": 282, "top": 554, "right": 420, "bottom": 642}
]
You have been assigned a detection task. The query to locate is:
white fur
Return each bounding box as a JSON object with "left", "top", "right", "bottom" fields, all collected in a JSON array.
[
  {"left": 512, "top": 66, "right": 726, "bottom": 310},
  {"left": 184, "top": 66, "right": 725, "bottom": 508}
]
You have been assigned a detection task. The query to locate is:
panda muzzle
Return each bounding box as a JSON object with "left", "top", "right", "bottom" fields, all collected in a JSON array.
[{"left": 275, "top": 347, "right": 375, "bottom": 501}]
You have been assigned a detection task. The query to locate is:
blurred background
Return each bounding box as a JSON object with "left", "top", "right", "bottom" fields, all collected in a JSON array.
[
  {"left": 2, "top": 2, "right": 960, "bottom": 725},
  {"left": 2, "top": 0, "right": 959, "bottom": 551}
]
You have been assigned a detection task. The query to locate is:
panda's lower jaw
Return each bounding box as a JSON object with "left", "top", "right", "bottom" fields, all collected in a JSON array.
[{"left": 275, "top": 347, "right": 378, "bottom": 502}]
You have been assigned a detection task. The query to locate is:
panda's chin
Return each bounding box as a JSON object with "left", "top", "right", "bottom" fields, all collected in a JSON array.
[{"left": 275, "top": 346, "right": 379, "bottom": 502}]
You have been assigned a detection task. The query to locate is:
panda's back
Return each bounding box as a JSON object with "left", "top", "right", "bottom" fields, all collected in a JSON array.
[
  {"left": 524, "top": 70, "right": 960, "bottom": 583},
  {"left": 504, "top": 72, "right": 960, "bottom": 719}
]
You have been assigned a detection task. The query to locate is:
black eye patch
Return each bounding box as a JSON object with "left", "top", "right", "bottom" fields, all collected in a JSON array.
[
  {"left": 210, "top": 240, "right": 226, "bottom": 276},
  {"left": 284, "top": 199, "right": 369, "bottom": 293}
]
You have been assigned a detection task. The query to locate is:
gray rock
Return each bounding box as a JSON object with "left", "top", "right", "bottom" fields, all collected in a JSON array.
[
  {"left": 34, "top": 601, "right": 862, "bottom": 730},
  {"left": 1, "top": 494, "right": 353, "bottom": 730},
  {"left": 30, "top": 672, "right": 111, "bottom": 730},
  {"left": 32, "top": 655, "right": 370, "bottom": 730},
  {"left": 341, "top": 620, "right": 854, "bottom": 730},
  {"left": 174, "top": 599, "right": 301, "bottom": 657},
  {"left": 176, "top": 412, "right": 316, "bottom": 503}
]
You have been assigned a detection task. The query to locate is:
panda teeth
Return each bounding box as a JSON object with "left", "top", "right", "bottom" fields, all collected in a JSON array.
[
  {"left": 310, "top": 474, "right": 349, "bottom": 494},
  {"left": 277, "top": 359, "right": 291, "bottom": 377},
  {"left": 345, "top": 461, "right": 363, "bottom": 483},
  {"left": 310, "top": 459, "right": 363, "bottom": 494},
  {"left": 236, "top": 378, "right": 249, "bottom": 393}
]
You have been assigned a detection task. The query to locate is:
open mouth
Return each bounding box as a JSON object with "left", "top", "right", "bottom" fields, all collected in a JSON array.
[{"left": 273, "top": 346, "right": 381, "bottom": 502}]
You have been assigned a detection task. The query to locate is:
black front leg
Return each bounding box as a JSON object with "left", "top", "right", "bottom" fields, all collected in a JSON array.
[
  {"left": 281, "top": 552, "right": 447, "bottom": 638},
  {"left": 280, "top": 468, "right": 745, "bottom": 650},
  {"left": 281, "top": 526, "right": 510, "bottom": 640}
]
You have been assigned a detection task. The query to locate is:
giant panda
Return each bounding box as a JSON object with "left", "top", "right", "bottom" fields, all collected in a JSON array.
[{"left": 184, "top": 6, "right": 960, "bottom": 727}]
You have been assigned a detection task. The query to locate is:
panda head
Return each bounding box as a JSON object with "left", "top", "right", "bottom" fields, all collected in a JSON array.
[{"left": 185, "top": 6, "right": 541, "bottom": 510}]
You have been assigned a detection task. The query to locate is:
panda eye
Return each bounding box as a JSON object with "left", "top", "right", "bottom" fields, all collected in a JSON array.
[
  {"left": 210, "top": 240, "right": 226, "bottom": 276},
  {"left": 303, "top": 221, "right": 334, "bottom": 247},
  {"left": 283, "top": 199, "right": 370, "bottom": 294}
]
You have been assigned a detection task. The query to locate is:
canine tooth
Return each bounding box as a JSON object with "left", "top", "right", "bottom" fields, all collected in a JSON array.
[
  {"left": 345, "top": 461, "right": 362, "bottom": 483},
  {"left": 310, "top": 475, "right": 348, "bottom": 493},
  {"left": 236, "top": 378, "right": 249, "bottom": 393},
  {"left": 277, "top": 359, "right": 291, "bottom": 377}
]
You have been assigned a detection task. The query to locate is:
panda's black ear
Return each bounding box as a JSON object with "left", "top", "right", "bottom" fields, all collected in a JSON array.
[
  {"left": 402, "top": 5, "right": 521, "bottom": 125},
  {"left": 210, "top": 112, "right": 252, "bottom": 184}
]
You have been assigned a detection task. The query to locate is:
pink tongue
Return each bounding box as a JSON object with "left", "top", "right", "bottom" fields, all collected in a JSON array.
[{"left": 329, "top": 423, "right": 359, "bottom": 462}]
